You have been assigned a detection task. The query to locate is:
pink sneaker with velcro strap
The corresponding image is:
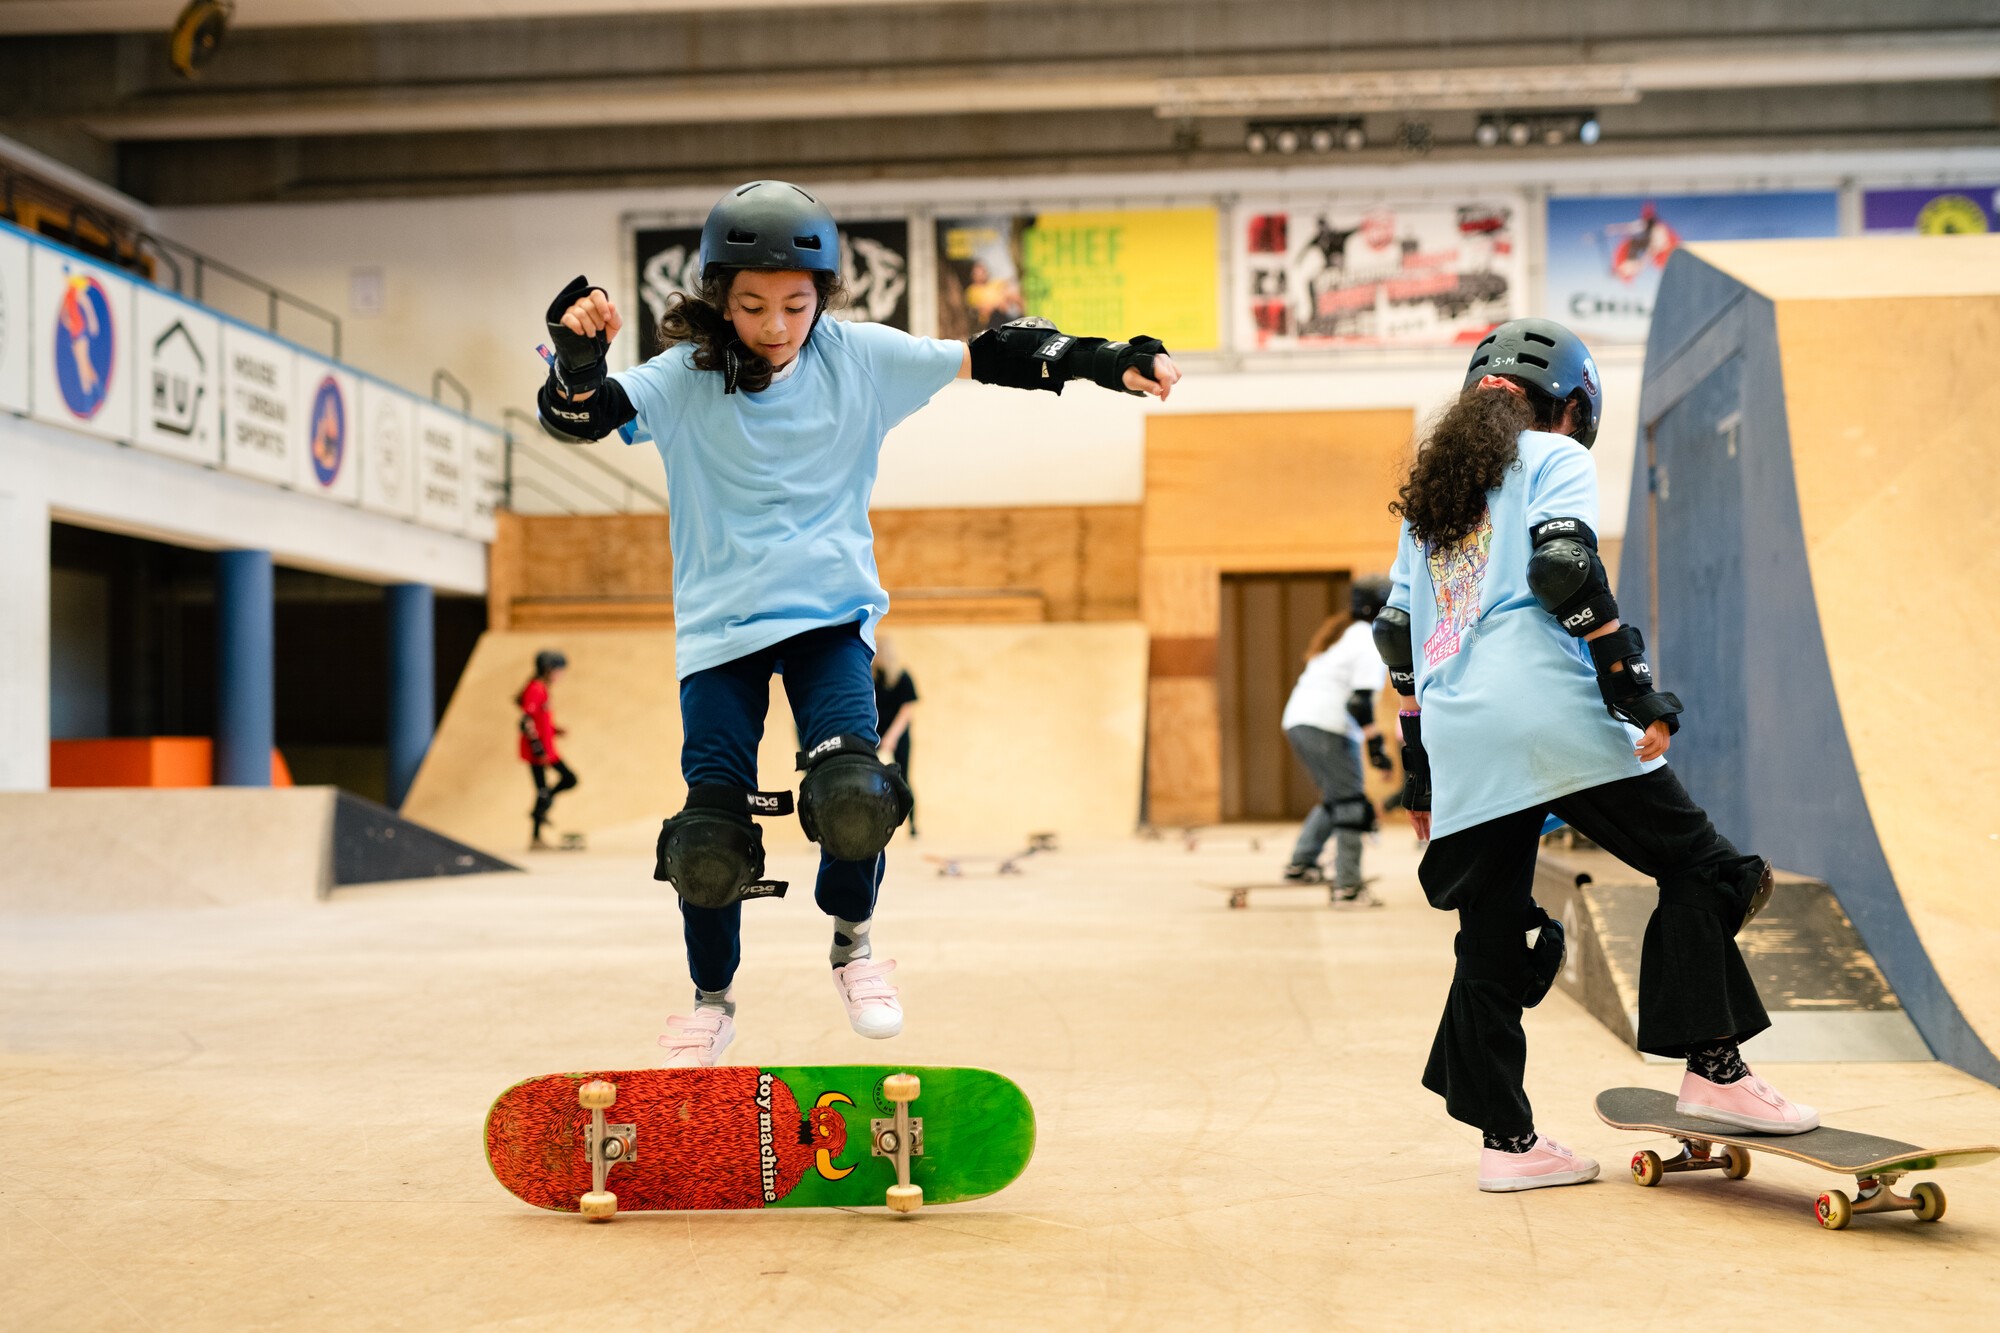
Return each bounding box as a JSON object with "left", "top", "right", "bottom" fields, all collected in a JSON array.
[
  {"left": 1677, "top": 1069, "right": 1819, "bottom": 1134},
  {"left": 1477, "top": 1136, "right": 1600, "bottom": 1192}
]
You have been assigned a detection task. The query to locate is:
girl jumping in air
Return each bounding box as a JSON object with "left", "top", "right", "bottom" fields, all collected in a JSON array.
[
  {"left": 1374, "top": 317, "right": 1812, "bottom": 1192},
  {"left": 534, "top": 180, "right": 1177, "bottom": 1066}
]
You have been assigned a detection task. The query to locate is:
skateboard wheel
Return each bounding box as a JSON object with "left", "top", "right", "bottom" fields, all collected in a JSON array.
[
  {"left": 1631, "top": 1150, "right": 1664, "bottom": 1187},
  {"left": 1721, "top": 1147, "right": 1751, "bottom": 1181},
  {"left": 578, "top": 1080, "right": 617, "bottom": 1110},
  {"left": 884, "top": 1073, "right": 921, "bottom": 1104},
  {"left": 1912, "top": 1181, "right": 1946, "bottom": 1223},
  {"left": 886, "top": 1184, "right": 923, "bottom": 1214},
  {"left": 580, "top": 1191, "right": 618, "bottom": 1221},
  {"left": 1816, "top": 1190, "right": 1852, "bottom": 1230}
]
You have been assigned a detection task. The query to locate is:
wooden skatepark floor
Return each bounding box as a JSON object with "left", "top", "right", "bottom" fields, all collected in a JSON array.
[{"left": 5, "top": 829, "right": 1999, "bottom": 1328}]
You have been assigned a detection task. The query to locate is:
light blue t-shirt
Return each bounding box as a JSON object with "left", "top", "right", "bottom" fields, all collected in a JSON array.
[
  {"left": 1387, "top": 429, "right": 1661, "bottom": 839},
  {"left": 612, "top": 318, "right": 963, "bottom": 679}
]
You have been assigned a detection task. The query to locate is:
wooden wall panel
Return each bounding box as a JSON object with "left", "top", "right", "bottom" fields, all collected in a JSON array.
[{"left": 1146, "top": 678, "right": 1220, "bottom": 827}]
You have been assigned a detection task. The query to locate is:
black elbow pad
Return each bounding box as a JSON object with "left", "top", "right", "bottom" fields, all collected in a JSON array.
[
  {"left": 1528, "top": 517, "right": 1618, "bottom": 636},
  {"left": 1345, "top": 690, "right": 1376, "bottom": 730},
  {"left": 1373, "top": 607, "right": 1417, "bottom": 696}
]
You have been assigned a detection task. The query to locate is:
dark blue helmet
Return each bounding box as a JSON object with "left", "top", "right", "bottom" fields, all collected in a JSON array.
[
  {"left": 535, "top": 649, "right": 567, "bottom": 676},
  {"left": 1463, "top": 317, "right": 1602, "bottom": 448},
  {"left": 699, "top": 180, "right": 840, "bottom": 281}
]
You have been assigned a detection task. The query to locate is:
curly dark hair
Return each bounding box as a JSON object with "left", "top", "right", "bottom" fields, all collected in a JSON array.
[
  {"left": 1392, "top": 379, "right": 1568, "bottom": 546},
  {"left": 653, "top": 268, "right": 849, "bottom": 393}
]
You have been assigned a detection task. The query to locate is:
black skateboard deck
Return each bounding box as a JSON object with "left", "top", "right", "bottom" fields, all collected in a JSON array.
[{"left": 1595, "top": 1087, "right": 1999, "bottom": 1230}]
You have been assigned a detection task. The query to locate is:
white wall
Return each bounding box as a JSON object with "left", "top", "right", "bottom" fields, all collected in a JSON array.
[
  {"left": 157, "top": 145, "right": 2000, "bottom": 535},
  {"left": 0, "top": 485, "right": 51, "bottom": 791}
]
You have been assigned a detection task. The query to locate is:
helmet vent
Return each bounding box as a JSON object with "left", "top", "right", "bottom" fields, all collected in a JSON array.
[
  {"left": 1517, "top": 353, "right": 1550, "bottom": 369},
  {"left": 792, "top": 234, "right": 822, "bottom": 250},
  {"left": 725, "top": 228, "right": 758, "bottom": 245},
  {"left": 1467, "top": 354, "right": 1491, "bottom": 372},
  {"left": 1524, "top": 331, "right": 1557, "bottom": 348}
]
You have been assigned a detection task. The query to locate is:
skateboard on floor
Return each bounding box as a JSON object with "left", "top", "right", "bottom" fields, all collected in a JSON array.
[
  {"left": 1595, "top": 1087, "right": 1999, "bottom": 1230},
  {"left": 1201, "top": 877, "right": 1381, "bottom": 910},
  {"left": 486, "top": 1065, "right": 1034, "bottom": 1220},
  {"left": 924, "top": 832, "right": 1057, "bottom": 878}
]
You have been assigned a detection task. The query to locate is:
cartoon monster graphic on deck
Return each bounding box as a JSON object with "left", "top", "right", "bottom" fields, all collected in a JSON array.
[
  {"left": 55, "top": 273, "right": 115, "bottom": 419},
  {"left": 1424, "top": 510, "right": 1494, "bottom": 667},
  {"left": 809, "top": 1092, "right": 855, "bottom": 1180}
]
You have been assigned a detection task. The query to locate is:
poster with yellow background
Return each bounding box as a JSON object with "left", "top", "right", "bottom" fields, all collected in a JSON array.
[{"left": 935, "top": 207, "right": 1218, "bottom": 351}]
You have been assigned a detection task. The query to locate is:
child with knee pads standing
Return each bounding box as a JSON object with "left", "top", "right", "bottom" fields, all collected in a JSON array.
[
  {"left": 1376, "top": 317, "right": 1813, "bottom": 1192},
  {"left": 535, "top": 180, "right": 1180, "bottom": 1065},
  {"left": 1279, "top": 581, "right": 1394, "bottom": 898}
]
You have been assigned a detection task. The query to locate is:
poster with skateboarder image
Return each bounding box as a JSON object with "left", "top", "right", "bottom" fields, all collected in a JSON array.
[
  {"left": 1234, "top": 197, "right": 1525, "bottom": 351},
  {"left": 1544, "top": 190, "right": 1839, "bottom": 343}
]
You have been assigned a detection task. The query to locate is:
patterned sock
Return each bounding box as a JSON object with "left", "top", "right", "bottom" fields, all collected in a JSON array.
[
  {"left": 1686, "top": 1039, "right": 1749, "bottom": 1084},
  {"left": 1483, "top": 1131, "right": 1538, "bottom": 1154},
  {"left": 694, "top": 986, "right": 735, "bottom": 1018},
  {"left": 830, "top": 916, "right": 873, "bottom": 968}
]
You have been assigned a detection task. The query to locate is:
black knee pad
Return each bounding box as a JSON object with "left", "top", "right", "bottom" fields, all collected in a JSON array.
[
  {"left": 1453, "top": 907, "right": 1566, "bottom": 1009},
  {"left": 1663, "top": 856, "right": 1772, "bottom": 936},
  {"left": 655, "top": 784, "right": 794, "bottom": 910},
  {"left": 1326, "top": 796, "right": 1378, "bottom": 832},
  {"left": 796, "top": 735, "right": 912, "bottom": 862}
]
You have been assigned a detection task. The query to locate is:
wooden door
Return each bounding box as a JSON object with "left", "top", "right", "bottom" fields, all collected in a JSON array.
[{"left": 1218, "top": 571, "right": 1350, "bottom": 821}]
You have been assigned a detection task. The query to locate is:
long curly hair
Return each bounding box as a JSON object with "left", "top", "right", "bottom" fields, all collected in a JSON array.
[
  {"left": 1392, "top": 379, "right": 1566, "bottom": 545},
  {"left": 653, "top": 268, "right": 849, "bottom": 393}
]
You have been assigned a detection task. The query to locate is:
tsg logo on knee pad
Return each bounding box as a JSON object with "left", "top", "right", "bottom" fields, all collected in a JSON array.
[{"left": 796, "top": 734, "right": 912, "bottom": 863}]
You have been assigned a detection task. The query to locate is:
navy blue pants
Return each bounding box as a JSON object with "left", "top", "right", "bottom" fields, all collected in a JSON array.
[{"left": 678, "top": 622, "right": 885, "bottom": 992}]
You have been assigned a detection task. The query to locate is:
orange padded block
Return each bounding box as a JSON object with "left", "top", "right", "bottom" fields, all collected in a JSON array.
[{"left": 49, "top": 740, "right": 294, "bottom": 788}]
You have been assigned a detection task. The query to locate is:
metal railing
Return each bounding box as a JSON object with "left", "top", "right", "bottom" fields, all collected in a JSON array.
[{"left": 501, "top": 408, "right": 670, "bottom": 516}]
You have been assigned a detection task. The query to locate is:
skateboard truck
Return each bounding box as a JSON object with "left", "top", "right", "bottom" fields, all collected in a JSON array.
[
  {"left": 1816, "top": 1173, "right": 1945, "bottom": 1230},
  {"left": 874, "top": 1073, "right": 925, "bottom": 1214},
  {"left": 577, "top": 1080, "right": 637, "bottom": 1221}
]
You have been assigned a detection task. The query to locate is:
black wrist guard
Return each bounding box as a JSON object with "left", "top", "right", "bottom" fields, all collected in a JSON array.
[
  {"left": 1398, "top": 714, "right": 1433, "bottom": 812},
  {"left": 968, "top": 316, "right": 1169, "bottom": 396},
  {"left": 1366, "top": 733, "right": 1393, "bottom": 772},
  {"left": 536, "top": 372, "right": 636, "bottom": 443},
  {"left": 545, "top": 274, "right": 610, "bottom": 397},
  {"left": 1587, "top": 626, "right": 1683, "bottom": 735}
]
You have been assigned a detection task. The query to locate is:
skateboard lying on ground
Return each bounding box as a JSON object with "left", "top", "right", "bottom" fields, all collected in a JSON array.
[
  {"left": 1201, "top": 877, "right": 1382, "bottom": 910},
  {"left": 924, "top": 832, "right": 1057, "bottom": 878},
  {"left": 1596, "top": 1087, "right": 1999, "bottom": 1230},
  {"left": 487, "top": 1065, "right": 1034, "bottom": 1220}
]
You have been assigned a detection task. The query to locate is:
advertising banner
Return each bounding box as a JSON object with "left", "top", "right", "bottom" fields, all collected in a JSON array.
[
  {"left": 1233, "top": 199, "right": 1520, "bottom": 350},
  {"left": 131, "top": 287, "right": 222, "bottom": 467},
  {"left": 936, "top": 208, "right": 1219, "bottom": 350},
  {"left": 358, "top": 377, "right": 418, "bottom": 520},
  {"left": 462, "top": 422, "right": 504, "bottom": 543},
  {"left": 220, "top": 322, "right": 297, "bottom": 485},
  {"left": 634, "top": 218, "right": 911, "bottom": 356},
  {"left": 30, "top": 245, "right": 135, "bottom": 444},
  {"left": 0, "top": 226, "right": 29, "bottom": 416},
  {"left": 294, "top": 355, "right": 361, "bottom": 505},
  {"left": 1545, "top": 191, "right": 1840, "bottom": 343},
  {"left": 414, "top": 401, "right": 467, "bottom": 533},
  {"left": 1862, "top": 184, "right": 1999, "bottom": 234}
]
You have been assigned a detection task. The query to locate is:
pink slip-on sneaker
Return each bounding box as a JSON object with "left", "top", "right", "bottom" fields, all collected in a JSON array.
[
  {"left": 832, "top": 957, "right": 904, "bottom": 1039},
  {"left": 657, "top": 1006, "right": 735, "bottom": 1067},
  {"left": 1477, "top": 1136, "right": 1601, "bottom": 1192},
  {"left": 1677, "top": 1070, "right": 1819, "bottom": 1134}
]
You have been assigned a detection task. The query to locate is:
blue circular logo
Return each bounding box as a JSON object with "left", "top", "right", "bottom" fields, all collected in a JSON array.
[
  {"left": 54, "top": 274, "right": 115, "bottom": 419},
  {"left": 308, "top": 375, "right": 346, "bottom": 487}
]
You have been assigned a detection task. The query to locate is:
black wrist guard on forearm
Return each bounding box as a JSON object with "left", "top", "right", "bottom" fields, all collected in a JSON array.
[
  {"left": 1366, "top": 733, "right": 1393, "bottom": 772},
  {"left": 545, "top": 274, "right": 610, "bottom": 397},
  {"left": 1587, "top": 626, "right": 1683, "bottom": 735},
  {"left": 1398, "top": 715, "right": 1433, "bottom": 812},
  {"left": 968, "top": 316, "right": 1168, "bottom": 396},
  {"left": 536, "top": 371, "right": 636, "bottom": 443}
]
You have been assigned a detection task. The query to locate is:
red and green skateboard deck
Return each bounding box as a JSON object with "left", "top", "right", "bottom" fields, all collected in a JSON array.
[{"left": 486, "top": 1065, "right": 1033, "bottom": 1218}]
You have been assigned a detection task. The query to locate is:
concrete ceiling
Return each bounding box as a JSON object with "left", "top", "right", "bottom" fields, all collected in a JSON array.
[{"left": 4, "top": 0, "right": 1997, "bottom": 205}]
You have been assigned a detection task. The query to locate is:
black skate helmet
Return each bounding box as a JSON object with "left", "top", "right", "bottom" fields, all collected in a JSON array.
[
  {"left": 1463, "top": 317, "right": 1602, "bottom": 448},
  {"left": 699, "top": 180, "right": 841, "bottom": 281},
  {"left": 534, "top": 649, "right": 568, "bottom": 676},
  {"left": 1349, "top": 576, "right": 1391, "bottom": 622}
]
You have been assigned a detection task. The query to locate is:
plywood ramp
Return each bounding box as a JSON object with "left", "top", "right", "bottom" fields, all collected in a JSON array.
[
  {"left": 1622, "top": 235, "right": 2000, "bottom": 1081},
  {"left": 404, "top": 623, "right": 1147, "bottom": 856}
]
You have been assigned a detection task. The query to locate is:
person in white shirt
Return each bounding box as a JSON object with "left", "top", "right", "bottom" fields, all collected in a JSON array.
[{"left": 1279, "top": 577, "right": 1396, "bottom": 896}]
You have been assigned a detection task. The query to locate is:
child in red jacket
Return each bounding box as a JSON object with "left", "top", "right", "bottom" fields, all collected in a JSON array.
[{"left": 519, "top": 649, "right": 578, "bottom": 849}]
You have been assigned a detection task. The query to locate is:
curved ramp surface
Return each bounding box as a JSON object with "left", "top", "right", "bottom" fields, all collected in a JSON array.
[{"left": 1621, "top": 235, "right": 2000, "bottom": 1081}]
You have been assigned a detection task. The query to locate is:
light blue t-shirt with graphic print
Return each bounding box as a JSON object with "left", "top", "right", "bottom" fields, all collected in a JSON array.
[
  {"left": 611, "top": 317, "right": 964, "bottom": 680},
  {"left": 1387, "top": 429, "right": 1662, "bottom": 839}
]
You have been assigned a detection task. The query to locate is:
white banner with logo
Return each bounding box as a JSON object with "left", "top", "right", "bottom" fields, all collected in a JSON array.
[
  {"left": 30, "top": 246, "right": 135, "bottom": 443},
  {"left": 358, "top": 376, "right": 417, "bottom": 520},
  {"left": 414, "top": 401, "right": 467, "bottom": 533},
  {"left": 294, "top": 355, "right": 361, "bottom": 505},
  {"left": 0, "top": 226, "right": 30, "bottom": 415},
  {"left": 220, "top": 322, "right": 297, "bottom": 485},
  {"left": 131, "top": 286, "right": 222, "bottom": 467},
  {"left": 462, "top": 421, "right": 503, "bottom": 542}
]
